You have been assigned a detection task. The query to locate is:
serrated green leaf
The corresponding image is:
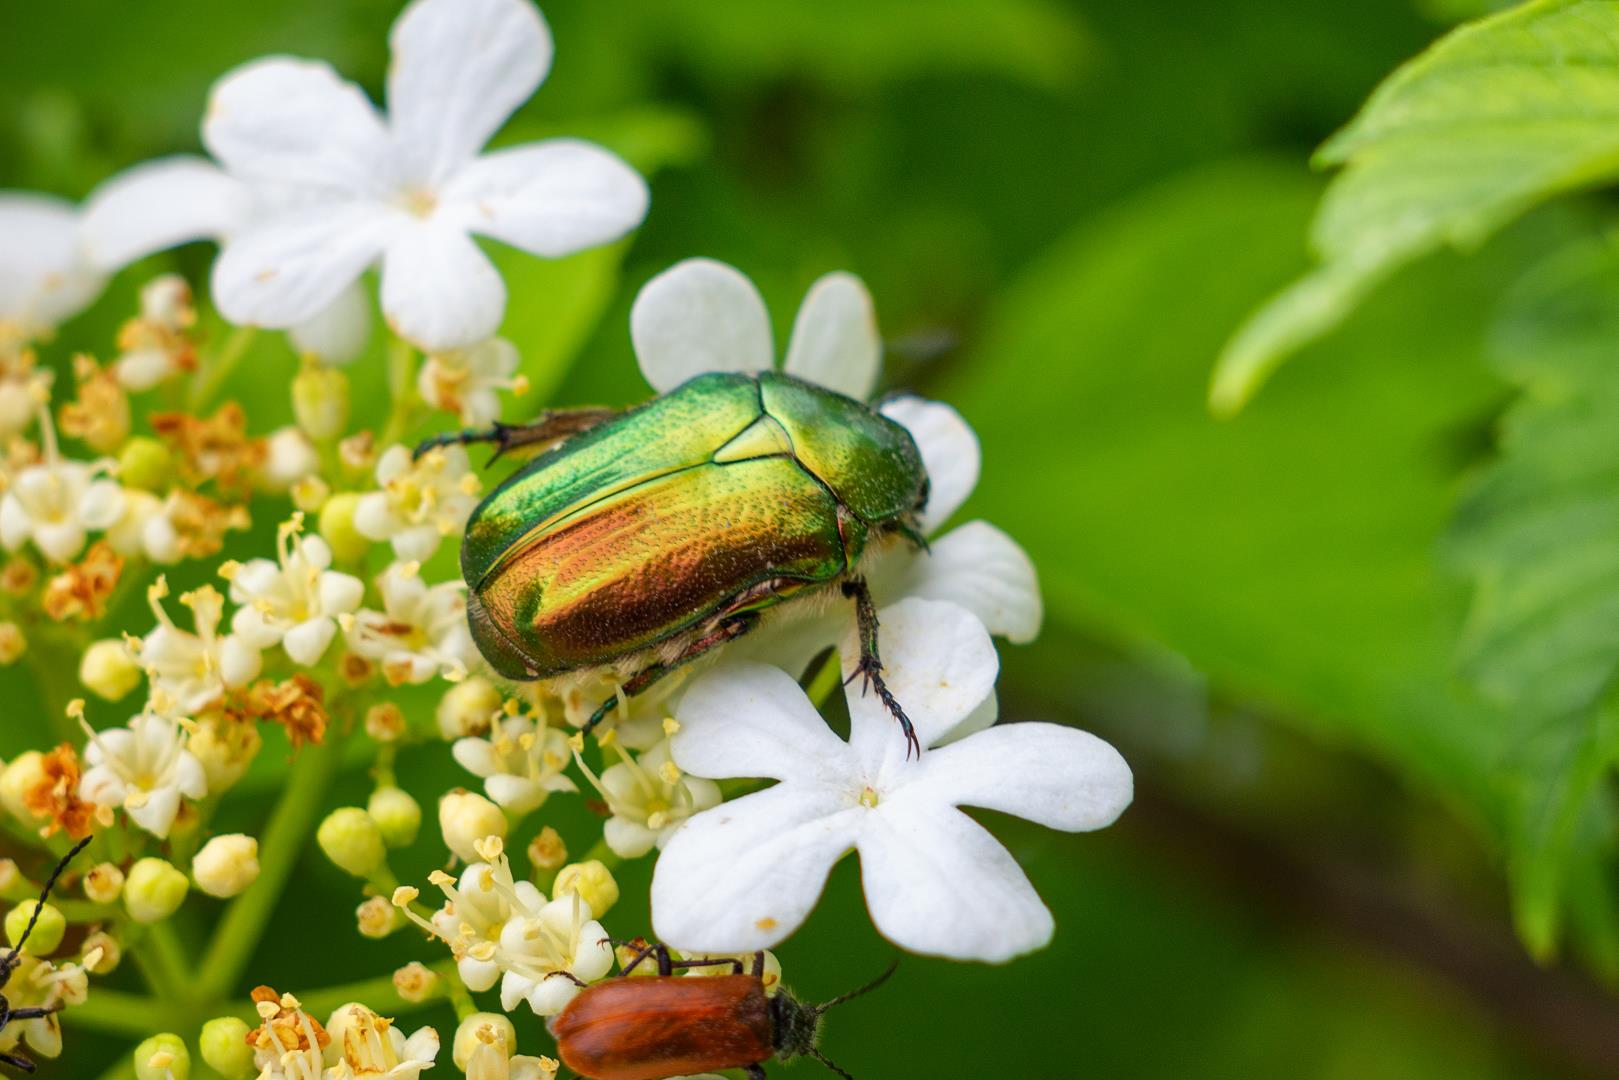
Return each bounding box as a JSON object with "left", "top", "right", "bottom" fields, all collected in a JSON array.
[{"left": 1213, "top": 0, "right": 1619, "bottom": 413}]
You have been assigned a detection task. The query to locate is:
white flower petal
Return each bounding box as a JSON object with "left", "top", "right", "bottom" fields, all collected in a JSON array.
[
  {"left": 939, "top": 688, "right": 998, "bottom": 745},
  {"left": 213, "top": 203, "right": 396, "bottom": 328},
  {"left": 317, "top": 570, "right": 364, "bottom": 614},
  {"left": 843, "top": 598, "right": 998, "bottom": 772},
  {"left": 79, "top": 480, "right": 126, "bottom": 530},
  {"left": 782, "top": 272, "right": 881, "bottom": 400},
  {"left": 631, "top": 258, "right": 773, "bottom": 393},
  {"left": 203, "top": 57, "right": 391, "bottom": 197},
  {"left": 129, "top": 786, "right": 182, "bottom": 840},
  {"left": 283, "top": 618, "right": 336, "bottom": 666},
  {"left": 441, "top": 139, "right": 648, "bottom": 257},
  {"left": 381, "top": 220, "right": 505, "bottom": 350},
  {"left": 0, "top": 193, "right": 104, "bottom": 328},
  {"left": 386, "top": 0, "right": 552, "bottom": 187},
  {"left": 35, "top": 521, "right": 86, "bottom": 564},
  {"left": 603, "top": 817, "right": 658, "bottom": 860},
  {"left": 288, "top": 280, "right": 373, "bottom": 363},
  {"left": 884, "top": 520, "right": 1041, "bottom": 643},
  {"left": 880, "top": 397, "right": 980, "bottom": 533},
  {"left": 857, "top": 801, "right": 1053, "bottom": 963},
  {"left": 672, "top": 662, "right": 856, "bottom": 785},
  {"left": 81, "top": 157, "right": 252, "bottom": 271},
  {"left": 652, "top": 784, "right": 859, "bottom": 954},
  {"left": 909, "top": 722, "right": 1132, "bottom": 832}
]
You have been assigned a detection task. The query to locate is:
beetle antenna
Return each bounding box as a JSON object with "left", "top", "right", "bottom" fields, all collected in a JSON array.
[
  {"left": 809, "top": 1047, "right": 856, "bottom": 1080},
  {"left": 814, "top": 958, "right": 898, "bottom": 1013},
  {"left": 6, "top": 837, "right": 92, "bottom": 967}
]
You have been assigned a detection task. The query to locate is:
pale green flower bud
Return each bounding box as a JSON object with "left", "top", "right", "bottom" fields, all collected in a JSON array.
[
  {"left": 554, "top": 860, "right": 620, "bottom": 918},
  {"left": 118, "top": 436, "right": 174, "bottom": 492},
  {"left": 6, "top": 900, "right": 65, "bottom": 954},
  {"left": 357, "top": 895, "right": 404, "bottom": 939},
  {"left": 84, "top": 862, "right": 126, "bottom": 904},
  {"left": 438, "top": 789, "right": 507, "bottom": 863},
  {"left": 0, "top": 622, "right": 25, "bottom": 665},
  {"left": 0, "top": 751, "right": 46, "bottom": 825},
  {"left": 125, "top": 858, "right": 189, "bottom": 923},
  {"left": 368, "top": 786, "right": 422, "bottom": 848},
  {"left": 454, "top": 1012, "right": 516, "bottom": 1070},
  {"left": 293, "top": 362, "right": 350, "bottom": 441},
  {"left": 192, "top": 834, "right": 260, "bottom": 898},
  {"left": 393, "top": 961, "right": 440, "bottom": 1004},
  {"left": 318, "top": 492, "right": 371, "bottom": 563},
  {"left": 318, "top": 807, "right": 387, "bottom": 877},
  {"left": 80, "top": 638, "right": 142, "bottom": 701},
  {"left": 528, "top": 825, "right": 567, "bottom": 872},
  {"left": 135, "top": 1033, "right": 191, "bottom": 1080},
  {"left": 199, "top": 1017, "right": 255, "bottom": 1080},
  {"left": 436, "top": 677, "right": 501, "bottom": 740}
]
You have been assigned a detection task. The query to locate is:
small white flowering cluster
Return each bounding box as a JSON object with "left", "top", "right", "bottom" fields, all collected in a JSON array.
[{"left": 0, "top": 0, "right": 1132, "bottom": 1074}]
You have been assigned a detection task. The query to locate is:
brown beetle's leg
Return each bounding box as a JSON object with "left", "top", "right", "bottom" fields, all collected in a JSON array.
[
  {"left": 745, "top": 1066, "right": 767, "bottom": 1080},
  {"left": 0, "top": 1050, "right": 36, "bottom": 1073},
  {"left": 2, "top": 1005, "right": 58, "bottom": 1022},
  {"left": 840, "top": 577, "right": 920, "bottom": 760},
  {"left": 412, "top": 407, "right": 619, "bottom": 463},
  {"left": 581, "top": 612, "right": 761, "bottom": 738},
  {"left": 616, "top": 940, "right": 670, "bottom": 977},
  {"left": 752, "top": 951, "right": 766, "bottom": 977}
]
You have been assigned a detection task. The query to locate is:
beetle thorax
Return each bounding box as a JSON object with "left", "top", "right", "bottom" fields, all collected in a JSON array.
[{"left": 768, "top": 988, "right": 823, "bottom": 1061}]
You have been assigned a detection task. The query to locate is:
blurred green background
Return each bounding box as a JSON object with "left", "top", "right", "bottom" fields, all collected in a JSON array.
[{"left": 6, "top": 0, "right": 1618, "bottom": 1076}]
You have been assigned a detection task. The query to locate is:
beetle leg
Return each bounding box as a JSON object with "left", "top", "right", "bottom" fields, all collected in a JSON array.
[
  {"left": 0, "top": 1050, "right": 36, "bottom": 1073},
  {"left": 581, "top": 613, "right": 761, "bottom": 738},
  {"left": 412, "top": 408, "right": 619, "bottom": 463},
  {"left": 618, "top": 941, "right": 673, "bottom": 977},
  {"left": 666, "top": 957, "right": 747, "bottom": 975},
  {"left": 1, "top": 1005, "right": 58, "bottom": 1022},
  {"left": 752, "top": 950, "right": 766, "bottom": 977},
  {"left": 745, "top": 1065, "right": 767, "bottom": 1080},
  {"left": 840, "top": 578, "right": 921, "bottom": 760}
]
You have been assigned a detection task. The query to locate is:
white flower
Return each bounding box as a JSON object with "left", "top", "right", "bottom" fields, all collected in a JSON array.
[
  {"left": 133, "top": 578, "right": 263, "bottom": 714},
  {"left": 0, "top": 193, "right": 105, "bottom": 345},
  {"left": 345, "top": 561, "right": 474, "bottom": 684},
  {"left": 651, "top": 598, "right": 1132, "bottom": 964},
  {"left": 397, "top": 840, "right": 612, "bottom": 1015},
  {"left": 0, "top": 352, "right": 52, "bottom": 440},
  {"left": 79, "top": 712, "right": 208, "bottom": 839},
  {"left": 81, "top": 157, "right": 372, "bottom": 365},
  {"left": 576, "top": 736, "right": 720, "bottom": 859},
  {"left": 354, "top": 444, "right": 481, "bottom": 562},
  {"left": 192, "top": 0, "right": 646, "bottom": 351},
  {"left": 227, "top": 514, "right": 364, "bottom": 666},
  {"left": 0, "top": 954, "right": 94, "bottom": 1062},
  {"left": 261, "top": 426, "right": 322, "bottom": 490},
  {"left": 326, "top": 1003, "right": 439, "bottom": 1080},
  {"left": 0, "top": 403, "right": 125, "bottom": 564},
  {"left": 452, "top": 705, "right": 576, "bottom": 815},
  {"left": 632, "top": 257, "right": 1042, "bottom": 688},
  {"left": 419, "top": 338, "right": 526, "bottom": 425}
]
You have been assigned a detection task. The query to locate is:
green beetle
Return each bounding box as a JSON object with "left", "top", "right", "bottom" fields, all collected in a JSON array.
[{"left": 419, "top": 370, "right": 930, "bottom": 754}]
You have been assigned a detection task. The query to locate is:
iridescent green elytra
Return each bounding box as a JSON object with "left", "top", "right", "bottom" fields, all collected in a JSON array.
[{"left": 438, "top": 370, "right": 928, "bottom": 746}]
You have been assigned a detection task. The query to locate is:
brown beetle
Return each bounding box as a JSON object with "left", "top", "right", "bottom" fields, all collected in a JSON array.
[{"left": 548, "top": 942, "right": 894, "bottom": 1080}]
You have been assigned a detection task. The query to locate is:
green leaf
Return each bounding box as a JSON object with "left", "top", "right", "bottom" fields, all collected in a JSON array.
[{"left": 1212, "top": 0, "right": 1619, "bottom": 415}]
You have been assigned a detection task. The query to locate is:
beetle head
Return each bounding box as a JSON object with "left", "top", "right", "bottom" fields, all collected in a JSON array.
[{"left": 770, "top": 959, "right": 899, "bottom": 1079}]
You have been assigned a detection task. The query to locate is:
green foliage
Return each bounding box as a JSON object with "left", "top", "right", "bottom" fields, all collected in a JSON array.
[{"left": 1213, "top": 0, "right": 1619, "bottom": 414}]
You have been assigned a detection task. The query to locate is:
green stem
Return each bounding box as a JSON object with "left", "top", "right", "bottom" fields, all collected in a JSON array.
[
  {"left": 62, "top": 988, "right": 172, "bottom": 1037},
  {"left": 127, "top": 933, "right": 183, "bottom": 1003},
  {"left": 287, "top": 959, "right": 458, "bottom": 1022},
  {"left": 189, "top": 326, "right": 258, "bottom": 411},
  {"left": 379, "top": 337, "right": 420, "bottom": 448},
  {"left": 144, "top": 920, "right": 192, "bottom": 995},
  {"left": 196, "top": 741, "right": 337, "bottom": 1002}
]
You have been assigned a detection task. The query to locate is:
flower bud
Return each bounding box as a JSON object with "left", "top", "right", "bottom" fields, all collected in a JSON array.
[
  {"left": 454, "top": 1012, "right": 516, "bottom": 1070},
  {"left": 193, "top": 834, "right": 260, "bottom": 898},
  {"left": 199, "top": 1016, "right": 255, "bottom": 1080},
  {"left": 80, "top": 638, "right": 142, "bottom": 701},
  {"left": 82, "top": 929, "right": 122, "bottom": 973},
  {"left": 135, "top": 1033, "right": 191, "bottom": 1080},
  {"left": 0, "top": 751, "right": 46, "bottom": 826},
  {"left": 0, "top": 858, "right": 18, "bottom": 894},
  {"left": 292, "top": 362, "right": 350, "bottom": 441},
  {"left": 393, "top": 961, "right": 440, "bottom": 1004},
  {"left": 368, "top": 786, "right": 422, "bottom": 848},
  {"left": 0, "top": 622, "right": 26, "bottom": 665},
  {"left": 84, "top": 862, "right": 126, "bottom": 904},
  {"left": 364, "top": 702, "right": 406, "bottom": 743},
  {"left": 317, "top": 807, "right": 387, "bottom": 878},
  {"left": 6, "top": 900, "right": 65, "bottom": 954},
  {"left": 189, "top": 715, "right": 262, "bottom": 794},
  {"left": 437, "top": 677, "right": 501, "bottom": 739},
  {"left": 125, "top": 858, "right": 189, "bottom": 923},
  {"left": 438, "top": 790, "right": 507, "bottom": 863},
  {"left": 261, "top": 427, "right": 320, "bottom": 491},
  {"left": 357, "top": 895, "right": 404, "bottom": 939},
  {"left": 292, "top": 474, "right": 332, "bottom": 514},
  {"left": 553, "top": 860, "right": 619, "bottom": 918},
  {"left": 316, "top": 491, "right": 371, "bottom": 563},
  {"left": 118, "top": 436, "right": 174, "bottom": 492},
  {"left": 528, "top": 826, "right": 567, "bottom": 872}
]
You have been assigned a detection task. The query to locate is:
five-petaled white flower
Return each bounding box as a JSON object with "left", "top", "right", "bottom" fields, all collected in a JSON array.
[
  {"left": 132, "top": 578, "right": 263, "bottom": 714},
  {"left": 345, "top": 561, "right": 475, "bottom": 684},
  {"left": 575, "top": 735, "right": 721, "bottom": 860},
  {"left": 326, "top": 1003, "right": 440, "bottom": 1080},
  {"left": 226, "top": 514, "right": 365, "bottom": 666},
  {"left": 651, "top": 598, "right": 1132, "bottom": 964},
  {"left": 79, "top": 711, "right": 208, "bottom": 839},
  {"left": 413, "top": 857, "right": 546, "bottom": 994},
  {"left": 453, "top": 704, "right": 577, "bottom": 816},
  {"left": 354, "top": 444, "right": 481, "bottom": 563},
  {"left": 419, "top": 338, "right": 527, "bottom": 426},
  {"left": 0, "top": 193, "right": 105, "bottom": 347},
  {"left": 0, "top": 401, "right": 125, "bottom": 565},
  {"left": 185, "top": 0, "right": 647, "bottom": 351},
  {"left": 460, "top": 1020, "right": 557, "bottom": 1080},
  {"left": 631, "top": 258, "right": 1041, "bottom": 689},
  {"left": 0, "top": 954, "right": 93, "bottom": 1063}
]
